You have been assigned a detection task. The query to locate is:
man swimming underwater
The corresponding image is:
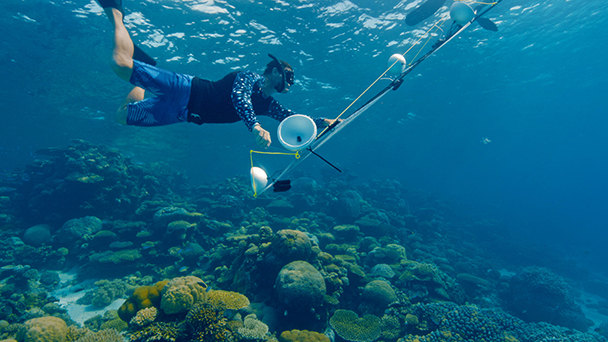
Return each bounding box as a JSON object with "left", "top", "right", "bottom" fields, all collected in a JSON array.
[{"left": 95, "top": 0, "right": 336, "bottom": 148}]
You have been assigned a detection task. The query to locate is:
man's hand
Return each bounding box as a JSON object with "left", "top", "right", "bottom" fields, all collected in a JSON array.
[
  {"left": 252, "top": 124, "right": 271, "bottom": 148},
  {"left": 323, "top": 118, "right": 342, "bottom": 127}
]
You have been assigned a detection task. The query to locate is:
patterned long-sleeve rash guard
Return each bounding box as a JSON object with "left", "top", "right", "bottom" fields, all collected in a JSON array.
[{"left": 186, "top": 70, "right": 325, "bottom": 130}]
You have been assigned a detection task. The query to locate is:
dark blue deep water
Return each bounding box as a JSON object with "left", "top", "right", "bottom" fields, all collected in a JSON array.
[{"left": 1, "top": 0, "right": 608, "bottom": 340}]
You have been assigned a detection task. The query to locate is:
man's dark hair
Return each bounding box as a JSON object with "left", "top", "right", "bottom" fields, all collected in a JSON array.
[{"left": 264, "top": 59, "right": 293, "bottom": 75}]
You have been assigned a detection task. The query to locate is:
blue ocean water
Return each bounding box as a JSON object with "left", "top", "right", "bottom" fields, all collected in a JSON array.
[{"left": 1, "top": 0, "right": 608, "bottom": 338}]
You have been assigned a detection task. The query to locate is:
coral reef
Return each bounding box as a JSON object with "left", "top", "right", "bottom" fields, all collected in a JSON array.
[{"left": 0, "top": 141, "right": 605, "bottom": 342}]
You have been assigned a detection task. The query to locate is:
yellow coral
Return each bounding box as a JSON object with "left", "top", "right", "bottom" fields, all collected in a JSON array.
[
  {"left": 23, "top": 316, "right": 68, "bottom": 342},
  {"left": 279, "top": 329, "right": 330, "bottom": 342},
  {"left": 161, "top": 276, "right": 208, "bottom": 315},
  {"left": 118, "top": 280, "right": 168, "bottom": 322},
  {"left": 207, "top": 290, "right": 250, "bottom": 310}
]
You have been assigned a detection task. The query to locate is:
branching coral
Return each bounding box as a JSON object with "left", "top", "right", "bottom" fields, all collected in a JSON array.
[
  {"left": 237, "top": 314, "right": 269, "bottom": 340},
  {"left": 129, "top": 322, "right": 182, "bottom": 342},
  {"left": 185, "top": 302, "right": 235, "bottom": 342}
]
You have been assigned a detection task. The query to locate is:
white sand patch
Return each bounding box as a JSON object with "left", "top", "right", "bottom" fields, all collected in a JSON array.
[{"left": 52, "top": 269, "right": 125, "bottom": 325}]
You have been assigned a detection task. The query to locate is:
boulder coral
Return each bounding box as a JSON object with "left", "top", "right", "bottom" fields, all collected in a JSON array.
[
  {"left": 160, "top": 276, "right": 208, "bottom": 315},
  {"left": 22, "top": 224, "right": 52, "bottom": 247},
  {"left": 55, "top": 216, "right": 103, "bottom": 245},
  {"left": 22, "top": 316, "right": 68, "bottom": 342},
  {"left": 270, "top": 229, "right": 314, "bottom": 264},
  {"left": 361, "top": 280, "right": 397, "bottom": 310},
  {"left": 275, "top": 261, "right": 326, "bottom": 310}
]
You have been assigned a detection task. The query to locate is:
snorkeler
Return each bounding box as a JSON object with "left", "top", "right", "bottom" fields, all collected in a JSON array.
[{"left": 95, "top": 0, "right": 336, "bottom": 148}]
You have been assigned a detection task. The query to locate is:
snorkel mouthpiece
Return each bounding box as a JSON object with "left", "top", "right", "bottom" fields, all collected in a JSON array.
[{"left": 268, "top": 53, "right": 287, "bottom": 93}]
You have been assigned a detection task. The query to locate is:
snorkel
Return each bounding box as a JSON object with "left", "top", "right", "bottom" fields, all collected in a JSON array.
[{"left": 268, "top": 53, "right": 287, "bottom": 93}]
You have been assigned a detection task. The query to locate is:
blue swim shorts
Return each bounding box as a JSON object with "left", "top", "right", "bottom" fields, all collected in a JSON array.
[{"left": 126, "top": 60, "right": 194, "bottom": 126}]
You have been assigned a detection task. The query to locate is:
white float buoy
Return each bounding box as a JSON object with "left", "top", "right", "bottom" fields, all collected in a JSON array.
[
  {"left": 277, "top": 114, "right": 317, "bottom": 151},
  {"left": 450, "top": 2, "right": 475, "bottom": 25},
  {"left": 250, "top": 167, "right": 268, "bottom": 193},
  {"left": 387, "top": 54, "right": 406, "bottom": 75}
]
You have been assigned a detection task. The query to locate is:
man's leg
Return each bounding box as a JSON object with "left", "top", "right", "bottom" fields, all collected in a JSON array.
[
  {"left": 104, "top": 8, "right": 134, "bottom": 82},
  {"left": 101, "top": 6, "right": 142, "bottom": 125}
]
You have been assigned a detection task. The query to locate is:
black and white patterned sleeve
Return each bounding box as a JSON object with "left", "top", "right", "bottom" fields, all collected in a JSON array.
[
  {"left": 231, "top": 71, "right": 264, "bottom": 131},
  {"left": 268, "top": 100, "right": 327, "bottom": 128}
]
